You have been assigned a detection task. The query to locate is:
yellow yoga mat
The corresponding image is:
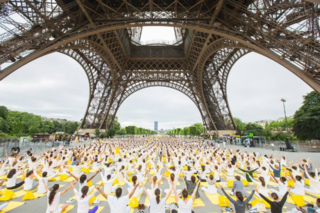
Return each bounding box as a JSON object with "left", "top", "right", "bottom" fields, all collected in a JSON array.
[
  {"left": 267, "top": 181, "right": 279, "bottom": 187},
  {"left": 2, "top": 201, "right": 25, "bottom": 213},
  {"left": 166, "top": 196, "right": 205, "bottom": 207},
  {"left": 60, "top": 205, "right": 75, "bottom": 213},
  {"left": 33, "top": 192, "right": 47, "bottom": 198},
  {"left": 65, "top": 177, "right": 75, "bottom": 182},
  {"left": 145, "top": 196, "right": 150, "bottom": 205},
  {"left": 303, "top": 195, "right": 317, "bottom": 203},
  {"left": 129, "top": 194, "right": 143, "bottom": 213},
  {"left": 14, "top": 190, "right": 26, "bottom": 198},
  {"left": 166, "top": 196, "right": 177, "bottom": 204},
  {"left": 149, "top": 170, "right": 155, "bottom": 175},
  {"left": 204, "top": 192, "right": 219, "bottom": 205},
  {"left": 192, "top": 198, "right": 205, "bottom": 207},
  {"left": 288, "top": 194, "right": 316, "bottom": 204}
]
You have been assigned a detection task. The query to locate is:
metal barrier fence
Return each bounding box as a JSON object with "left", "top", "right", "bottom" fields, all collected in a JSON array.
[
  {"left": 0, "top": 138, "right": 89, "bottom": 158},
  {"left": 233, "top": 140, "right": 320, "bottom": 152}
]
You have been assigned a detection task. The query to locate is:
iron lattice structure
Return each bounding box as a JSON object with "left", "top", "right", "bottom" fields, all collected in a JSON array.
[{"left": 0, "top": 0, "right": 319, "bottom": 132}]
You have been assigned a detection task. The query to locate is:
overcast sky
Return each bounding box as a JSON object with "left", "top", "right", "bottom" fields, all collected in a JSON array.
[{"left": 0, "top": 27, "right": 313, "bottom": 130}]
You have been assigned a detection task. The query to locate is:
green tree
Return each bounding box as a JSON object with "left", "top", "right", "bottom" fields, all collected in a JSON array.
[
  {"left": 116, "top": 128, "right": 126, "bottom": 135},
  {"left": 293, "top": 91, "right": 320, "bottom": 140},
  {"left": 244, "top": 123, "right": 264, "bottom": 136},
  {"left": 95, "top": 128, "right": 100, "bottom": 138},
  {"left": 263, "top": 123, "right": 272, "bottom": 140},
  {"left": 0, "top": 106, "right": 8, "bottom": 120},
  {"left": 183, "top": 127, "right": 190, "bottom": 135},
  {"left": 105, "top": 129, "right": 116, "bottom": 138},
  {"left": 0, "top": 117, "right": 9, "bottom": 133},
  {"left": 190, "top": 126, "right": 197, "bottom": 135},
  {"left": 234, "top": 118, "right": 246, "bottom": 135}
]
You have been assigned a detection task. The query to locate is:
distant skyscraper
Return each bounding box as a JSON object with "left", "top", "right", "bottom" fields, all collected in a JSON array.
[{"left": 154, "top": 121, "right": 158, "bottom": 131}]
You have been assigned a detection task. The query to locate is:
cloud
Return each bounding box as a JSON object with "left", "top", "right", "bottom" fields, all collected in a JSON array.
[
  {"left": 0, "top": 53, "right": 89, "bottom": 121},
  {"left": 227, "top": 53, "right": 312, "bottom": 122}
]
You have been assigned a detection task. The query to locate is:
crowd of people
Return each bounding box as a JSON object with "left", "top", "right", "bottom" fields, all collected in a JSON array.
[{"left": 0, "top": 137, "right": 319, "bottom": 213}]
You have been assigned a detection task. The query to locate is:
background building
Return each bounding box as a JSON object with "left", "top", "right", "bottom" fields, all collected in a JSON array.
[{"left": 154, "top": 121, "right": 158, "bottom": 131}]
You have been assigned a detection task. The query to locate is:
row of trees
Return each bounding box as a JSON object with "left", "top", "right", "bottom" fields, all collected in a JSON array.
[
  {"left": 125, "top": 126, "right": 157, "bottom": 135},
  {"left": 235, "top": 91, "right": 320, "bottom": 141},
  {"left": 0, "top": 106, "right": 79, "bottom": 138},
  {"left": 234, "top": 118, "right": 296, "bottom": 141},
  {"left": 164, "top": 91, "right": 320, "bottom": 141},
  {"left": 166, "top": 123, "right": 205, "bottom": 136},
  {"left": 95, "top": 118, "right": 157, "bottom": 138}
]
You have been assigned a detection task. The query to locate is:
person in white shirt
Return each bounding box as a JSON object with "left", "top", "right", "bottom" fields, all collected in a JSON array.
[
  {"left": 201, "top": 174, "right": 217, "bottom": 194},
  {"left": 101, "top": 173, "right": 119, "bottom": 194},
  {"left": 68, "top": 170, "right": 100, "bottom": 192},
  {"left": 97, "top": 182, "right": 139, "bottom": 213},
  {"left": 173, "top": 180, "right": 200, "bottom": 213},
  {"left": 182, "top": 166, "right": 196, "bottom": 181},
  {"left": 124, "top": 175, "right": 143, "bottom": 198},
  {"left": 6, "top": 168, "right": 24, "bottom": 189},
  {"left": 303, "top": 165, "right": 320, "bottom": 194},
  {"left": 68, "top": 181, "right": 99, "bottom": 213},
  {"left": 165, "top": 173, "right": 181, "bottom": 196},
  {"left": 0, "top": 159, "right": 8, "bottom": 176},
  {"left": 23, "top": 170, "right": 39, "bottom": 191},
  {"left": 43, "top": 180, "right": 74, "bottom": 213},
  {"left": 144, "top": 186, "right": 173, "bottom": 213},
  {"left": 35, "top": 171, "right": 58, "bottom": 193},
  {"left": 270, "top": 176, "right": 288, "bottom": 197},
  {"left": 290, "top": 175, "right": 305, "bottom": 195}
]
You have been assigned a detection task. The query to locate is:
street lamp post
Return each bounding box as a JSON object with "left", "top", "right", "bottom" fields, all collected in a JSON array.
[{"left": 281, "top": 98, "right": 292, "bottom": 149}]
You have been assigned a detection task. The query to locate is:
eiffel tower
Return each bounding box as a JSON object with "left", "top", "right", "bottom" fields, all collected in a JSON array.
[{"left": 0, "top": 0, "right": 319, "bottom": 135}]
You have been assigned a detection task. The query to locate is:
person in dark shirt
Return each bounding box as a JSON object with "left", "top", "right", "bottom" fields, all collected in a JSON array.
[{"left": 256, "top": 188, "right": 290, "bottom": 213}]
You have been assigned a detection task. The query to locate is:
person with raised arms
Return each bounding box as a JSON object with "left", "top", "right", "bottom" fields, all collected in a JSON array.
[{"left": 97, "top": 182, "right": 140, "bottom": 213}]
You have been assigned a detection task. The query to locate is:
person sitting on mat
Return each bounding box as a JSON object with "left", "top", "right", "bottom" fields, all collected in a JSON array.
[
  {"left": 68, "top": 181, "right": 99, "bottom": 213},
  {"left": 23, "top": 170, "right": 40, "bottom": 191},
  {"left": 184, "top": 175, "right": 200, "bottom": 199},
  {"left": 303, "top": 164, "right": 320, "bottom": 194},
  {"left": 97, "top": 182, "right": 140, "bottom": 213},
  {"left": 306, "top": 198, "right": 320, "bottom": 213},
  {"left": 6, "top": 168, "right": 25, "bottom": 189},
  {"left": 172, "top": 181, "right": 200, "bottom": 213},
  {"left": 143, "top": 186, "right": 173, "bottom": 213},
  {"left": 200, "top": 174, "right": 217, "bottom": 194},
  {"left": 255, "top": 188, "right": 290, "bottom": 213},
  {"left": 219, "top": 184, "right": 255, "bottom": 213},
  {"left": 43, "top": 180, "right": 75, "bottom": 213},
  {"left": 231, "top": 176, "right": 247, "bottom": 197},
  {"left": 68, "top": 169, "right": 101, "bottom": 192}
]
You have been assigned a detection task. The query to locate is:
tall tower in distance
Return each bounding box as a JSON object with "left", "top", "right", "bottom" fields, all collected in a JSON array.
[{"left": 154, "top": 121, "right": 158, "bottom": 131}]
